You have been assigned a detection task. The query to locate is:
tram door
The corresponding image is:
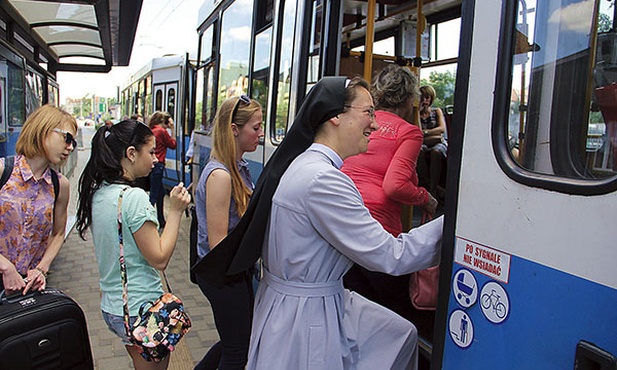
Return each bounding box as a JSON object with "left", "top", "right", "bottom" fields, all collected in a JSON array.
[
  {"left": 154, "top": 82, "right": 182, "bottom": 188},
  {"left": 434, "top": 1, "right": 617, "bottom": 369}
]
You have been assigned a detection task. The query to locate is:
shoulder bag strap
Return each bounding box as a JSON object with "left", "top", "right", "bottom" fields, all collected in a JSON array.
[
  {"left": 50, "top": 168, "right": 59, "bottom": 199},
  {"left": 0, "top": 156, "right": 15, "bottom": 190},
  {"left": 117, "top": 187, "right": 133, "bottom": 337},
  {"left": 118, "top": 187, "right": 174, "bottom": 337}
]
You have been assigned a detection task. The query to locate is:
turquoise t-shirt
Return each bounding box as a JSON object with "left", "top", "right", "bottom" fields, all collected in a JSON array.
[{"left": 91, "top": 183, "right": 163, "bottom": 316}]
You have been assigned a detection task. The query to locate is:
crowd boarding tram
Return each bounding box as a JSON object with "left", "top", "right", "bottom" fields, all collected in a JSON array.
[
  {"left": 190, "top": 0, "right": 617, "bottom": 368},
  {"left": 120, "top": 54, "right": 194, "bottom": 188}
]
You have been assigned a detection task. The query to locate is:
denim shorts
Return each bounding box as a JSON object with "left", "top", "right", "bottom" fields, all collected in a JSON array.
[{"left": 102, "top": 311, "right": 138, "bottom": 345}]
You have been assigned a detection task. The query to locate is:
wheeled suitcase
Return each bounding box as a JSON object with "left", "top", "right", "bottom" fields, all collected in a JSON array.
[{"left": 0, "top": 288, "right": 93, "bottom": 370}]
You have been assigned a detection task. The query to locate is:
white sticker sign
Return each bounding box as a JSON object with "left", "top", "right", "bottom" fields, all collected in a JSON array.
[
  {"left": 454, "top": 237, "right": 511, "bottom": 283},
  {"left": 449, "top": 309, "right": 474, "bottom": 348}
]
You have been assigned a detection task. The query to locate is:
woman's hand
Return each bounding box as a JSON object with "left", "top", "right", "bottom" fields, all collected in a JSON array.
[
  {"left": 23, "top": 267, "right": 47, "bottom": 294},
  {"left": 423, "top": 194, "right": 438, "bottom": 216},
  {"left": 1, "top": 265, "right": 26, "bottom": 295},
  {"left": 168, "top": 182, "right": 191, "bottom": 213}
]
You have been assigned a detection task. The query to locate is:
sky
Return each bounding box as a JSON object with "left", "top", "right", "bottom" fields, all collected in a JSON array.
[{"left": 56, "top": 0, "right": 203, "bottom": 103}]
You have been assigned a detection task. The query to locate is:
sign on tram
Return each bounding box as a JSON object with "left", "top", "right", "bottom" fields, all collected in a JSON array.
[{"left": 454, "top": 237, "right": 511, "bottom": 283}]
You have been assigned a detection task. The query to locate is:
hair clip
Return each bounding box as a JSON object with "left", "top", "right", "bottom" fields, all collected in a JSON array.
[{"left": 105, "top": 131, "right": 111, "bottom": 138}]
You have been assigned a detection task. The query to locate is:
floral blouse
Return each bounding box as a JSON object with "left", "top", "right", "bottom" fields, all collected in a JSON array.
[{"left": 0, "top": 155, "right": 56, "bottom": 275}]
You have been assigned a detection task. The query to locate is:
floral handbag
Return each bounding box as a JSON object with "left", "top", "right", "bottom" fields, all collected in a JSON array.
[{"left": 117, "top": 188, "right": 191, "bottom": 362}]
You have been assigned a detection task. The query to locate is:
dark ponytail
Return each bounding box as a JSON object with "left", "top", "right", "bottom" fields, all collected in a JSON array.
[{"left": 76, "top": 120, "right": 153, "bottom": 239}]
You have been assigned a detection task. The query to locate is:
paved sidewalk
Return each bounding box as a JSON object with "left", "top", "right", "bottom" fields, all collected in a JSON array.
[{"left": 48, "top": 148, "right": 218, "bottom": 369}]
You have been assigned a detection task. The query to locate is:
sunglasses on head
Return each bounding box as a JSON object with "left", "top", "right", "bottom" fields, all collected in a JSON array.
[
  {"left": 232, "top": 94, "right": 251, "bottom": 120},
  {"left": 53, "top": 128, "right": 77, "bottom": 148},
  {"left": 129, "top": 120, "right": 149, "bottom": 142}
]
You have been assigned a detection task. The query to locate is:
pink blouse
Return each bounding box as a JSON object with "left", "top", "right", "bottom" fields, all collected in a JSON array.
[
  {"left": 0, "top": 155, "right": 57, "bottom": 275},
  {"left": 342, "top": 110, "right": 430, "bottom": 235}
]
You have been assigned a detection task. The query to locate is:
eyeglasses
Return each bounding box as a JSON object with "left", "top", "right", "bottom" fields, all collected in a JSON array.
[
  {"left": 232, "top": 94, "right": 251, "bottom": 120},
  {"left": 53, "top": 128, "right": 77, "bottom": 148},
  {"left": 344, "top": 105, "right": 376, "bottom": 120}
]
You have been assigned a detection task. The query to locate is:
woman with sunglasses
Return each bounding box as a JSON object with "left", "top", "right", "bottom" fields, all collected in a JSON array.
[
  {"left": 76, "top": 120, "right": 190, "bottom": 370},
  {"left": 193, "top": 95, "right": 263, "bottom": 370},
  {"left": 0, "top": 104, "right": 76, "bottom": 295}
]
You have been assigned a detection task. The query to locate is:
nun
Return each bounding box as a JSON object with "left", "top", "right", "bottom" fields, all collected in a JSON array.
[{"left": 193, "top": 76, "right": 443, "bottom": 370}]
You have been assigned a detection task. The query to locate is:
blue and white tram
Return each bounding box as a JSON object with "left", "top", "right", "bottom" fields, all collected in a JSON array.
[
  {"left": 190, "top": 0, "right": 617, "bottom": 368},
  {"left": 435, "top": 0, "right": 617, "bottom": 368},
  {"left": 121, "top": 54, "right": 194, "bottom": 188}
]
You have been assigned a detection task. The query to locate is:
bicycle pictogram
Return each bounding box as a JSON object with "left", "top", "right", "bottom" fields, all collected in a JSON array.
[
  {"left": 479, "top": 281, "right": 509, "bottom": 324},
  {"left": 481, "top": 289, "right": 506, "bottom": 319}
]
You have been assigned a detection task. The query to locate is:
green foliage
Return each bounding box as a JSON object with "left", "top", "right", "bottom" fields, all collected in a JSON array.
[{"left": 420, "top": 70, "right": 456, "bottom": 108}]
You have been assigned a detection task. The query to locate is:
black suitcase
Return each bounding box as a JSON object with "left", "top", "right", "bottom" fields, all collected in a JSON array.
[{"left": 0, "top": 288, "right": 93, "bottom": 370}]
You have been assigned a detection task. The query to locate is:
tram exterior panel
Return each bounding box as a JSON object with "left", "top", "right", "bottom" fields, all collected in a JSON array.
[
  {"left": 190, "top": 0, "right": 617, "bottom": 368},
  {"left": 440, "top": 0, "right": 617, "bottom": 369}
]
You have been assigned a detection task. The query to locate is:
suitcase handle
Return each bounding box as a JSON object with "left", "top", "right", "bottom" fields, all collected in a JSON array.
[{"left": 0, "top": 288, "right": 62, "bottom": 305}]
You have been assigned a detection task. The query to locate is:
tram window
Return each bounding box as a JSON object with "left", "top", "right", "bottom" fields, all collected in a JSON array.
[
  {"left": 217, "top": 0, "right": 253, "bottom": 104},
  {"left": 199, "top": 25, "right": 214, "bottom": 66},
  {"left": 155, "top": 90, "right": 163, "bottom": 111},
  {"left": 307, "top": 0, "right": 322, "bottom": 86},
  {"left": 6, "top": 61, "right": 25, "bottom": 127},
  {"left": 145, "top": 75, "right": 152, "bottom": 116},
  {"left": 48, "top": 84, "right": 58, "bottom": 106},
  {"left": 167, "top": 88, "right": 176, "bottom": 118},
  {"left": 255, "top": 0, "right": 274, "bottom": 31},
  {"left": 430, "top": 18, "right": 460, "bottom": 61},
  {"left": 196, "top": 66, "right": 215, "bottom": 132},
  {"left": 25, "top": 69, "right": 44, "bottom": 109},
  {"left": 502, "top": 0, "right": 617, "bottom": 183},
  {"left": 351, "top": 37, "right": 395, "bottom": 56},
  {"left": 274, "top": 0, "right": 298, "bottom": 142},
  {"left": 252, "top": 28, "right": 272, "bottom": 132},
  {"left": 195, "top": 68, "right": 204, "bottom": 131},
  {"left": 206, "top": 67, "right": 214, "bottom": 127}
]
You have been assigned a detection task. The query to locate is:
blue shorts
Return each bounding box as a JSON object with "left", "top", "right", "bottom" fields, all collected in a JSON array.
[{"left": 102, "top": 311, "right": 138, "bottom": 345}]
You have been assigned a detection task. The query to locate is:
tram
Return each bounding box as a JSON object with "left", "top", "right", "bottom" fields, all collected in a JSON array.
[
  {"left": 120, "top": 54, "right": 194, "bottom": 188},
  {"left": 189, "top": 0, "right": 617, "bottom": 368}
]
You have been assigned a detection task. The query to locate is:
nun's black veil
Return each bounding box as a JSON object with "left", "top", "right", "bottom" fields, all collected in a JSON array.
[{"left": 192, "top": 76, "right": 349, "bottom": 287}]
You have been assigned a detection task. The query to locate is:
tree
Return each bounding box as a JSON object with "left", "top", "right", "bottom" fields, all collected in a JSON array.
[{"left": 420, "top": 70, "right": 456, "bottom": 108}]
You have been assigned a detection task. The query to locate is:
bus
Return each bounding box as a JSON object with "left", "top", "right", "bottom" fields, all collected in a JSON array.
[
  {"left": 120, "top": 54, "right": 194, "bottom": 188},
  {"left": 190, "top": 0, "right": 617, "bottom": 368}
]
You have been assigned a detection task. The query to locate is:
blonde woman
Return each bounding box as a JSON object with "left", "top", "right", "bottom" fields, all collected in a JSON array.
[
  {"left": 194, "top": 95, "right": 263, "bottom": 369},
  {"left": 0, "top": 105, "right": 76, "bottom": 295}
]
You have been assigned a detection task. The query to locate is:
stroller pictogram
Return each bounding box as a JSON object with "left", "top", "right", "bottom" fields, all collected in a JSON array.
[{"left": 456, "top": 273, "right": 475, "bottom": 305}]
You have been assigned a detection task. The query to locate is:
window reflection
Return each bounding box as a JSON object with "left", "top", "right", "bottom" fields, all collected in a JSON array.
[
  {"left": 508, "top": 0, "right": 617, "bottom": 180},
  {"left": 273, "top": 0, "right": 298, "bottom": 142},
  {"left": 252, "top": 28, "right": 272, "bottom": 131},
  {"left": 218, "top": 0, "right": 254, "bottom": 104}
]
